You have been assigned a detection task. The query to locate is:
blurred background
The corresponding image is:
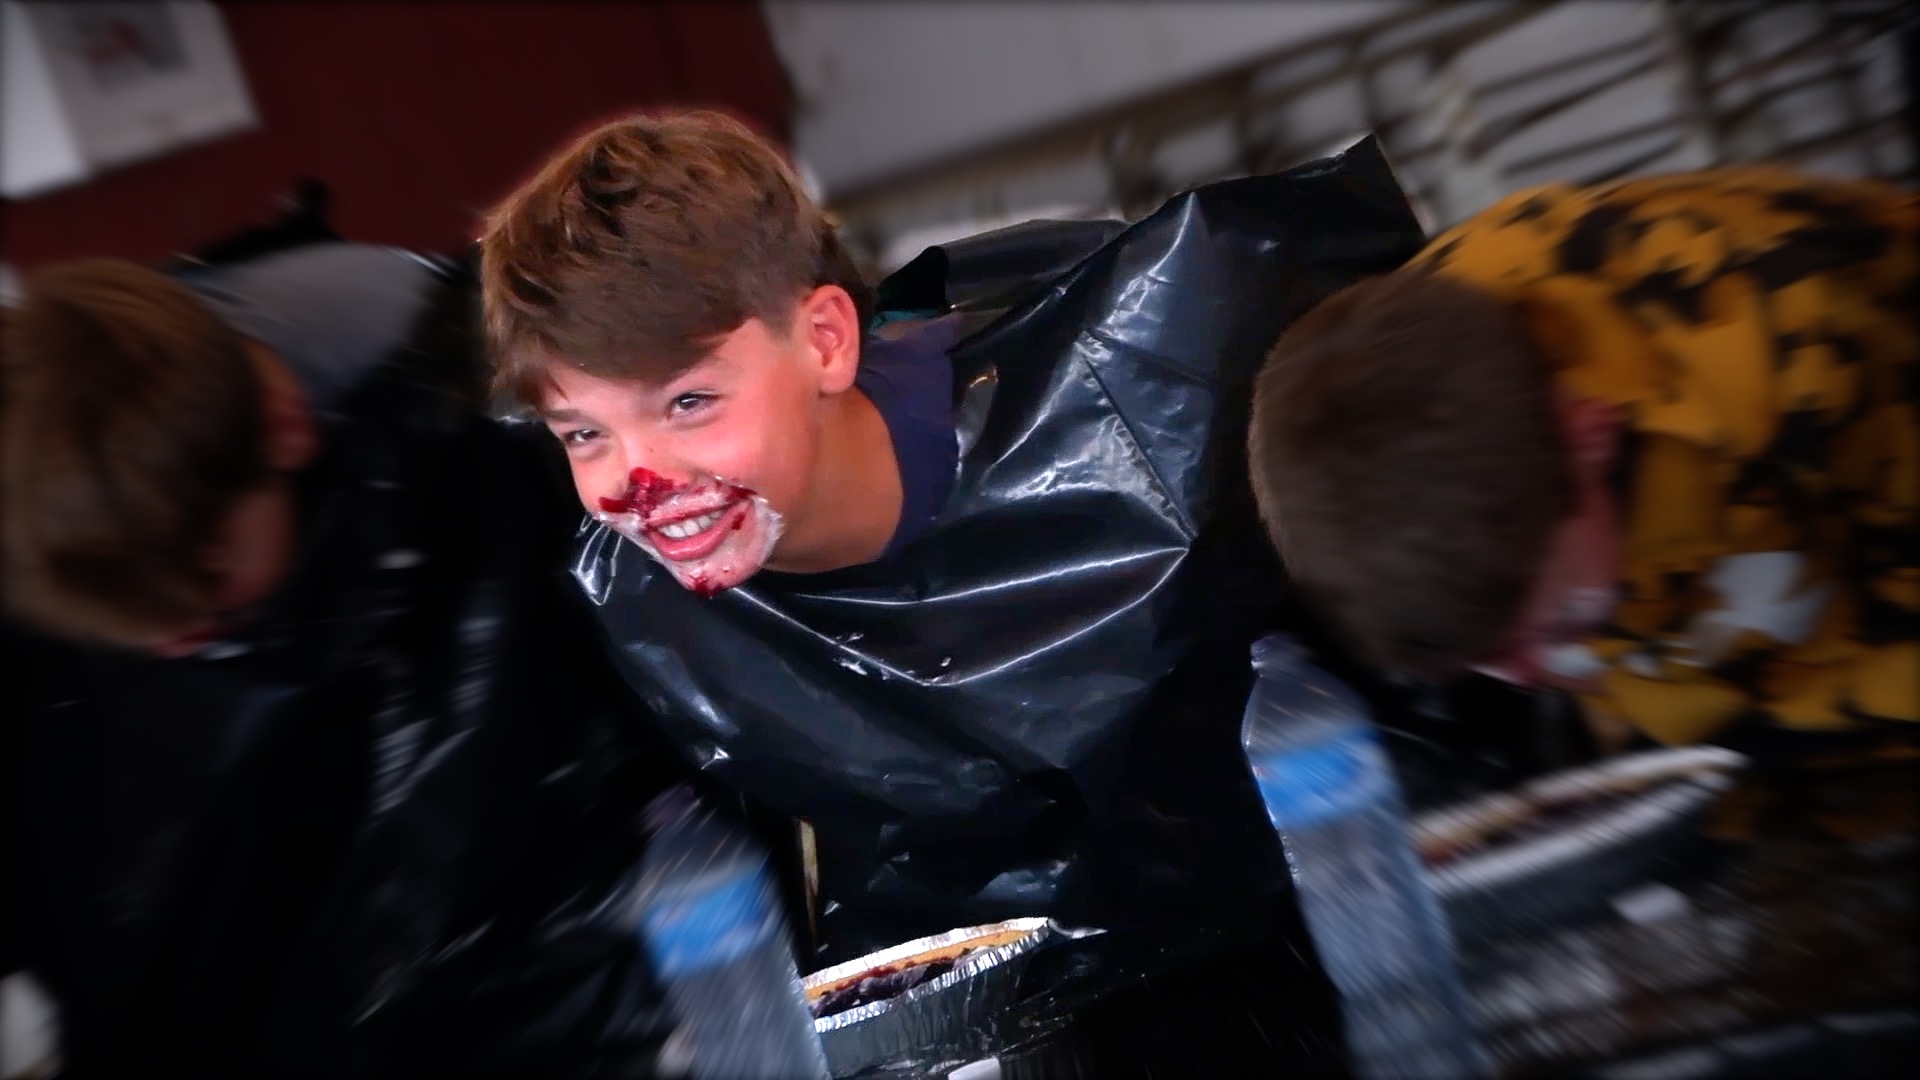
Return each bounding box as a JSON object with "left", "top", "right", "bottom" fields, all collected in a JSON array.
[
  {"left": 1, "top": 2, "right": 1915, "bottom": 1076},
  {"left": 779, "top": 0, "right": 1915, "bottom": 269},
  {"left": 3, "top": 0, "right": 1914, "bottom": 290}
]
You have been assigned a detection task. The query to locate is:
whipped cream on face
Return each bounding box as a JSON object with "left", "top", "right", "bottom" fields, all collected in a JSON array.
[{"left": 594, "top": 466, "right": 784, "bottom": 597}]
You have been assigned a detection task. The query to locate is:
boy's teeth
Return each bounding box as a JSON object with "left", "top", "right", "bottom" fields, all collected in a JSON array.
[{"left": 657, "top": 510, "right": 722, "bottom": 540}]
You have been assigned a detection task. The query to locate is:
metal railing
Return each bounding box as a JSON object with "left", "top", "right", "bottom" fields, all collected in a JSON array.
[{"left": 832, "top": 0, "right": 1912, "bottom": 266}]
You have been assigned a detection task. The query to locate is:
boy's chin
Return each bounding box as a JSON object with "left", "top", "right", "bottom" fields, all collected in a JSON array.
[{"left": 657, "top": 555, "right": 764, "bottom": 598}]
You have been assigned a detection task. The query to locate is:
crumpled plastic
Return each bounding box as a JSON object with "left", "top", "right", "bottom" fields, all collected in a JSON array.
[{"left": 571, "top": 136, "right": 1435, "bottom": 972}]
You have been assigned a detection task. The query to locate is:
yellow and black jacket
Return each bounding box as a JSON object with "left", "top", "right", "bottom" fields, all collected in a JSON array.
[{"left": 1414, "top": 168, "right": 1917, "bottom": 744}]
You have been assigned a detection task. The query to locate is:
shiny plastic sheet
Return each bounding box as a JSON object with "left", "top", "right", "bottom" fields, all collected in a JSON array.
[{"left": 573, "top": 137, "right": 1431, "bottom": 976}]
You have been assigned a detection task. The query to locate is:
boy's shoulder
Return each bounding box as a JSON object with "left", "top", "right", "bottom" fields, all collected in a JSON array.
[{"left": 186, "top": 244, "right": 460, "bottom": 414}]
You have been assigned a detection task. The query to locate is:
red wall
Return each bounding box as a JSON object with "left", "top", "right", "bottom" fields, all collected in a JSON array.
[{"left": 0, "top": 2, "right": 793, "bottom": 269}]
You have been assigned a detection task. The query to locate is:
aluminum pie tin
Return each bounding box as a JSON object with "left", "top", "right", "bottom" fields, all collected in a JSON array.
[
  {"left": 803, "top": 917, "right": 1089, "bottom": 1078},
  {"left": 1411, "top": 745, "right": 1749, "bottom": 938}
]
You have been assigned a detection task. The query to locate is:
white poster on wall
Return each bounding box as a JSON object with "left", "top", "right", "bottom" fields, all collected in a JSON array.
[{"left": 2, "top": 0, "right": 256, "bottom": 198}]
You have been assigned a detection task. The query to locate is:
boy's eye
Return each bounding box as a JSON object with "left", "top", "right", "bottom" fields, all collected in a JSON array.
[
  {"left": 559, "top": 428, "right": 601, "bottom": 447},
  {"left": 669, "top": 392, "right": 715, "bottom": 416}
]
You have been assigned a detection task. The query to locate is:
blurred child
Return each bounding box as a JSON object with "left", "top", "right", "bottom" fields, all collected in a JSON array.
[
  {"left": 1249, "top": 168, "right": 1918, "bottom": 749},
  {"left": 1, "top": 246, "right": 440, "bottom": 655},
  {"left": 1, "top": 243, "right": 687, "bottom": 1075}
]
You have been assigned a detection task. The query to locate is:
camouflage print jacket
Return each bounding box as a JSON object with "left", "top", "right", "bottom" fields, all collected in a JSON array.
[{"left": 1416, "top": 168, "right": 1917, "bottom": 744}]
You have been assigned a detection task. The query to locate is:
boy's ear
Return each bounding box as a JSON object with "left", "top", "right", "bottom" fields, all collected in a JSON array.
[
  {"left": 796, "top": 284, "right": 862, "bottom": 395},
  {"left": 247, "top": 341, "right": 320, "bottom": 472},
  {"left": 1556, "top": 391, "right": 1622, "bottom": 480},
  {"left": 263, "top": 384, "right": 319, "bottom": 473}
]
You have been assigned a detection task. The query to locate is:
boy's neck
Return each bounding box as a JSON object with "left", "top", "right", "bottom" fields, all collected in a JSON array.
[{"left": 767, "top": 386, "right": 902, "bottom": 574}]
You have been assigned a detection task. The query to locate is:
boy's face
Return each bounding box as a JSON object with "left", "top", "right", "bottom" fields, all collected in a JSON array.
[
  {"left": 148, "top": 343, "right": 318, "bottom": 658},
  {"left": 539, "top": 287, "right": 862, "bottom": 595},
  {"left": 1472, "top": 395, "right": 1623, "bottom": 689}
]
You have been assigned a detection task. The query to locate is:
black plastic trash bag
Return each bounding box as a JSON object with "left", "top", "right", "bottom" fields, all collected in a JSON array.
[
  {"left": 573, "top": 136, "right": 1431, "bottom": 971},
  {"left": 0, "top": 258, "right": 697, "bottom": 1078}
]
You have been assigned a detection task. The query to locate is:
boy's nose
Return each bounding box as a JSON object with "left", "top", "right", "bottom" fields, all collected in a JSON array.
[{"left": 611, "top": 444, "right": 698, "bottom": 490}]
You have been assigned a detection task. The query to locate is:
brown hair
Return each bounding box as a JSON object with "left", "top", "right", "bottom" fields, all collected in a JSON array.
[
  {"left": 0, "top": 259, "right": 267, "bottom": 645},
  {"left": 1248, "top": 270, "right": 1574, "bottom": 679},
  {"left": 480, "top": 108, "right": 873, "bottom": 411}
]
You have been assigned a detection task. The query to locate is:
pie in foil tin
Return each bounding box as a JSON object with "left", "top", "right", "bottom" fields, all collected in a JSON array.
[
  {"left": 803, "top": 917, "right": 1095, "bottom": 1078},
  {"left": 1412, "top": 745, "right": 1749, "bottom": 938}
]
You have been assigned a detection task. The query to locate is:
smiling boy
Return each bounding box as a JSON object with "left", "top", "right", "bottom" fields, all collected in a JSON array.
[
  {"left": 483, "top": 110, "right": 958, "bottom": 594},
  {"left": 480, "top": 108, "right": 1439, "bottom": 1074}
]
